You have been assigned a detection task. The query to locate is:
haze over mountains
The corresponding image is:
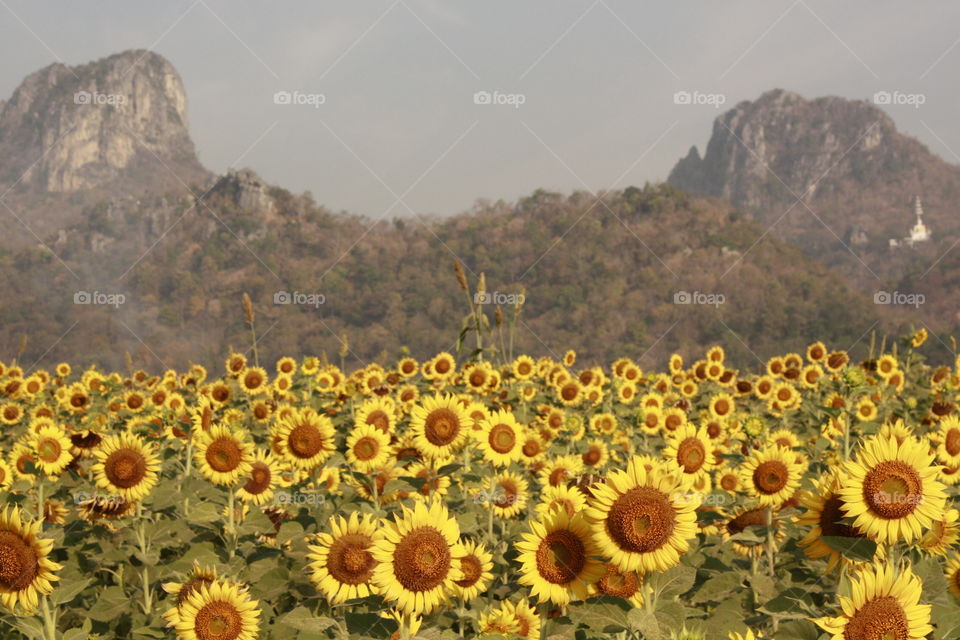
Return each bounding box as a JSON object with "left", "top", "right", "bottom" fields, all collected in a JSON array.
[{"left": 0, "top": 51, "right": 955, "bottom": 371}]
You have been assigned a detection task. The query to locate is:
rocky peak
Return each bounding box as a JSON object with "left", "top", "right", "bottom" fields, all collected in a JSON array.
[
  {"left": 667, "top": 89, "right": 899, "bottom": 211},
  {"left": 208, "top": 168, "right": 276, "bottom": 215},
  {"left": 0, "top": 50, "right": 208, "bottom": 193}
]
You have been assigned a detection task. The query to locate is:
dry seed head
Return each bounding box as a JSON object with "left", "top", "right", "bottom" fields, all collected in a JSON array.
[
  {"left": 453, "top": 260, "right": 469, "bottom": 291},
  {"left": 242, "top": 293, "right": 255, "bottom": 324}
]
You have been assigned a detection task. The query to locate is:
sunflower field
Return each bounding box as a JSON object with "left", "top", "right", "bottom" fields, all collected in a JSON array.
[{"left": 2, "top": 303, "right": 960, "bottom": 640}]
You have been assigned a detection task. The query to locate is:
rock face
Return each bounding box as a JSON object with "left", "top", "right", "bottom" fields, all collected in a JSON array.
[
  {"left": 209, "top": 168, "right": 276, "bottom": 214},
  {"left": 0, "top": 50, "right": 207, "bottom": 192},
  {"left": 667, "top": 89, "right": 960, "bottom": 256}
]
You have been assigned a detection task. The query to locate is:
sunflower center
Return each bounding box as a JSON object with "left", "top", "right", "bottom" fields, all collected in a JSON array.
[
  {"left": 0, "top": 531, "right": 38, "bottom": 591},
  {"left": 522, "top": 440, "right": 541, "bottom": 457},
  {"left": 676, "top": 437, "right": 706, "bottom": 473},
  {"left": 206, "top": 437, "right": 242, "bottom": 473},
  {"left": 354, "top": 437, "right": 379, "bottom": 461},
  {"left": 288, "top": 424, "right": 323, "bottom": 458},
  {"left": 720, "top": 474, "right": 738, "bottom": 491},
  {"left": 194, "top": 600, "right": 243, "bottom": 640},
  {"left": 597, "top": 566, "right": 639, "bottom": 599},
  {"left": 327, "top": 532, "right": 375, "bottom": 585},
  {"left": 424, "top": 408, "right": 461, "bottom": 446},
  {"left": 560, "top": 384, "right": 578, "bottom": 401},
  {"left": 37, "top": 439, "right": 62, "bottom": 463},
  {"left": 819, "top": 495, "right": 864, "bottom": 538},
  {"left": 535, "top": 529, "right": 586, "bottom": 585},
  {"left": 583, "top": 447, "right": 601, "bottom": 466},
  {"left": 753, "top": 460, "right": 789, "bottom": 494},
  {"left": 494, "top": 481, "right": 518, "bottom": 508},
  {"left": 392, "top": 527, "right": 451, "bottom": 592},
  {"left": 842, "top": 595, "right": 909, "bottom": 640},
  {"left": 946, "top": 428, "right": 960, "bottom": 456},
  {"left": 605, "top": 486, "right": 676, "bottom": 553},
  {"left": 454, "top": 554, "right": 483, "bottom": 588},
  {"left": 488, "top": 424, "right": 516, "bottom": 454},
  {"left": 366, "top": 410, "right": 390, "bottom": 433},
  {"left": 105, "top": 448, "right": 147, "bottom": 488},
  {"left": 243, "top": 462, "right": 272, "bottom": 495},
  {"left": 863, "top": 461, "right": 922, "bottom": 519}
]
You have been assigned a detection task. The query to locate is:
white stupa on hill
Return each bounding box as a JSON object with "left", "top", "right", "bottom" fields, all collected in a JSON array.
[{"left": 889, "top": 196, "right": 931, "bottom": 248}]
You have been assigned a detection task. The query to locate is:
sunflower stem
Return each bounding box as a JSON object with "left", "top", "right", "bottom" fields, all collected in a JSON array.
[
  {"left": 36, "top": 478, "right": 45, "bottom": 521},
  {"left": 41, "top": 596, "right": 57, "bottom": 640},
  {"left": 765, "top": 506, "right": 776, "bottom": 578}
]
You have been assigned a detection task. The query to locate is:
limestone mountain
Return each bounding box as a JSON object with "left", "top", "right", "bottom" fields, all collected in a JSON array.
[
  {"left": 0, "top": 50, "right": 210, "bottom": 241},
  {"left": 668, "top": 89, "right": 960, "bottom": 263}
]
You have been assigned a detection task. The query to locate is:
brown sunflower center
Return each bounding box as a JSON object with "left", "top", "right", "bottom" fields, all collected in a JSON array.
[
  {"left": 328, "top": 533, "right": 376, "bottom": 585},
  {"left": 676, "top": 437, "right": 706, "bottom": 473},
  {"left": 194, "top": 600, "right": 243, "bottom": 640},
  {"left": 104, "top": 448, "right": 147, "bottom": 488},
  {"left": 720, "top": 474, "right": 738, "bottom": 491},
  {"left": 488, "top": 424, "right": 516, "bottom": 454},
  {"left": 391, "top": 527, "right": 451, "bottom": 592},
  {"left": 423, "top": 408, "right": 460, "bottom": 446},
  {"left": 365, "top": 410, "right": 390, "bottom": 433},
  {"left": 37, "top": 438, "right": 63, "bottom": 463},
  {"left": 945, "top": 428, "right": 960, "bottom": 457},
  {"left": 288, "top": 424, "right": 323, "bottom": 458},
  {"left": 454, "top": 554, "right": 483, "bottom": 588},
  {"left": 206, "top": 437, "right": 243, "bottom": 473},
  {"left": 0, "top": 531, "right": 38, "bottom": 591},
  {"left": 842, "top": 595, "right": 909, "bottom": 640},
  {"left": 597, "top": 565, "right": 639, "bottom": 599},
  {"left": 535, "top": 529, "right": 586, "bottom": 585},
  {"left": 243, "top": 462, "right": 272, "bottom": 495},
  {"left": 714, "top": 399, "right": 730, "bottom": 416},
  {"left": 605, "top": 486, "right": 677, "bottom": 553},
  {"left": 863, "top": 461, "right": 922, "bottom": 519},
  {"left": 353, "top": 437, "right": 380, "bottom": 461},
  {"left": 582, "top": 447, "right": 601, "bottom": 467},
  {"left": 560, "top": 384, "right": 578, "bottom": 401},
  {"left": 753, "top": 460, "right": 789, "bottom": 495},
  {"left": 522, "top": 440, "right": 542, "bottom": 458}
]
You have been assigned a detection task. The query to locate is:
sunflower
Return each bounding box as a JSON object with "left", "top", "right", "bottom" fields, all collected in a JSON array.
[
  {"left": 855, "top": 397, "right": 878, "bottom": 422},
  {"left": 813, "top": 563, "right": 931, "bottom": 640},
  {"left": 516, "top": 509, "right": 604, "bottom": 606},
  {"left": 355, "top": 398, "right": 396, "bottom": 436},
  {"left": 272, "top": 407, "right": 337, "bottom": 470},
  {"left": 918, "top": 508, "right": 959, "bottom": 556},
  {"left": 518, "top": 431, "right": 546, "bottom": 466},
  {"left": 405, "top": 463, "right": 452, "bottom": 502},
  {"left": 933, "top": 415, "right": 960, "bottom": 466},
  {"left": 714, "top": 463, "right": 741, "bottom": 494},
  {"left": 591, "top": 562, "right": 644, "bottom": 607},
  {"left": 224, "top": 352, "right": 247, "bottom": 376},
  {"left": 0, "top": 459, "right": 12, "bottom": 490},
  {"left": 92, "top": 433, "right": 161, "bottom": 502},
  {"left": 234, "top": 451, "right": 282, "bottom": 505},
  {"left": 451, "top": 538, "right": 493, "bottom": 602},
  {"left": 483, "top": 472, "right": 529, "bottom": 519},
  {"left": 345, "top": 424, "right": 391, "bottom": 474},
  {"left": 478, "top": 410, "right": 522, "bottom": 467},
  {"left": 410, "top": 394, "right": 469, "bottom": 459},
  {"left": 512, "top": 355, "right": 536, "bottom": 381},
  {"left": 195, "top": 425, "right": 254, "bottom": 487},
  {"left": 370, "top": 500, "right": 465, "bottom": 615},
  {"left": 537, "top": 455, "right": 583, "bottom": 488},
  {"left": 721, "top": 505, "right": 785, "bottom": 558},
  {"left": 237, "top": 367, "right": 268, "bottom": 395},
  {"left": 478, "top": 607, "right": 521, "bottom": 635},
  {"left": 172, "top": 580, "right": 260, "bottom": 640},
  {"left": 796, "top": 472, "right": 874, "bottom": 572},
  {"left": 307, "top": 512, "right": 380, "bottom": 604},
  {"left": 739, "top": 445, "right": 804, "bottom": 508},
  {"left": 585, "top": 457, "right": 698, "bottom": 574},
  {"left": 0, "top": 403, "right": 23, "bottom": 425},
  {"left": 162, "top": 562, "right": 219, "bottom": 626},
  {"left": 580, "top": 439, "right": 609, "bottom": 469},
  {"left": 662, "top": 424, "right": 715, "bottom": 481},
  {"left": 708, "top": 393, "right": 735, "bottom": 419},
  {"left": 947, "top": 555, "right": 960, "bottom": 601},
  {"left": 767, "top": 428, "right": 800, "bottom": 450},
  {"left": 535, "top": 484, "right": 588, "bottom": 520},
  {"left": 0, "top": 507, "right": 62, "bottom": 613},
  {"left": 839, "top": 434, "right": 947, "bottom": 544},
  {"left": 29, "top": 424, "right": 73, "bottom": 477},
  {"left": 504, "top": 599, "right": 541, "bottom": 640}
]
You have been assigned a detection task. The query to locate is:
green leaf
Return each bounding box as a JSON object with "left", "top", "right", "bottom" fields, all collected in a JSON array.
[
  {"left": 87, "top": 585, "right": 131, "bottom": 621},
  {"left": 761, "top": 587, "right": 816, "bottom": 617},
  {"left": 648, "top": 564, "right": 696, "bottom": 599},
  {"left": 566, "top": 596, "right": 631, "bottom": 632},
  {"left": 278, "top": 606, "right": 339, "bottom": 631},
  {"left": 820, "top": 536, "right": 877, "bottom": 562},
  {"left": 51, "top": 577, "right": 92, "bottom": 606},
  {"left": 690, "top": 571, "right": 742, "bottom": 604}
]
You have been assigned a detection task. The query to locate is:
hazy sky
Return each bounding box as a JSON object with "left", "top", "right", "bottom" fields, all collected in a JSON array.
[{"left": 2, "top": 1, "right": 959, "bottom": 217}]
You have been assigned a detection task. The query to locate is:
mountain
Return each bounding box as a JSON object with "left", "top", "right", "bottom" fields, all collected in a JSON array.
[
  {"left": 667, "top": 89, "right": 960, "bottom": 261},
  {"left": 0, "top": 50, "right": 210, "bottom": 240}
]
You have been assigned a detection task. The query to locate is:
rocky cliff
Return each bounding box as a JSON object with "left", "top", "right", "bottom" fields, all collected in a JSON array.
[{"left": 0, "top": 49, "right": 208, "bottom": 193}]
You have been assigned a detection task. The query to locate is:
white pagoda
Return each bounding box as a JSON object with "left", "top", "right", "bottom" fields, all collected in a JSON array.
[{"left": 889, "top": 196, "right": 931, "bottom": 248}]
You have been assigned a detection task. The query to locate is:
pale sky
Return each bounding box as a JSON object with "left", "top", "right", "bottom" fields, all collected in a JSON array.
[{"left": 2, "top": 1, "right": 959, "bottom": 217}]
